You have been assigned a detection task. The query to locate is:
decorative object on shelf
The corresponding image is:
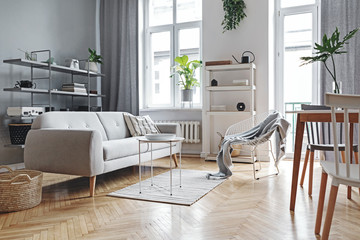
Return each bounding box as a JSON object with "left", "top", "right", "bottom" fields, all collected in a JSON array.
[
  {"left": 7, "top": 107, "right": 44, "bottom": 117},
  {"left": 18, "top": 48, "right": 37, "bottom": 61},
  {"left": 15, "top": 80, "right": 36, "bottom": 89},
  {"left": 86, "top": 48, "right": 103, "bottom": 72},
  {"left": 8, "top": 123, "right": 32, "bottom": 145},
  {"left": 222, "top": 0, "right": 247, "bottom": 33},
  {"left": 65, "top": 59, "right": 80, "bottom": 69},
  {"left": 211, "top": 79, "right": 218, "bottom": 86},
  {"left": 300, "top": 27, "right": 359, "bottom": 94},
  {"left": 170, "top": 55, "right": 202, "bottom": 107},
  {"left": 0, "top": 165, "right": 43, "bottom": 212},
  {"left": 41, "top": 57, "right": 56, "bottom": 65},
  {"left": 61, "top": 83, "right": 86, "bottom": 93},
  {"left": 232, "top": 79, "right": 248, "bottom": 86},
  {"left": 236, "top": 102, "right": 245, "bottom": 111},
  {"left": 232, "top": 51, "right": 255, "bottom": 64},
  {"left": 205, "top": 60, "right": 232, "bottom": 66}
]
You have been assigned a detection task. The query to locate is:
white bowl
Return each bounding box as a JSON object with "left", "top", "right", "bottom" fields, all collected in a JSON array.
[{"left": 145, "top": 134, "right": 176, "bottom": 141}]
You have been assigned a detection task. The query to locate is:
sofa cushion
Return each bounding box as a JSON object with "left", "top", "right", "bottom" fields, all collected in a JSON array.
[
  {"left": 123, "top": 113, "right": 160, "bottom": 137},
  {"left": 31, "top": 112, "right": 108, "bottom": 140},
  {"left": 103, "top": 137, "right": 176, "bottom": 161},
  {"left": 96, "top": 112, "right": 130, "bottom": 140}
]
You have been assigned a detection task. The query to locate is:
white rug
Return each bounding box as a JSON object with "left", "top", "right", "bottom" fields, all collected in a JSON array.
[{"left": 108, "top": 169, "right": 226, "bottom": 206}]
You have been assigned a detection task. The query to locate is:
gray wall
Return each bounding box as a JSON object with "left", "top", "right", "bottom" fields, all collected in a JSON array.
[{"left": 0, "top": 0, "right": 97, "bottom": 165}]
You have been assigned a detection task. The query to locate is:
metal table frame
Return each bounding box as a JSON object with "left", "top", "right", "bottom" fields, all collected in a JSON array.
[{"left": 137, "top": 137, "right": 184, "bottom": 196}]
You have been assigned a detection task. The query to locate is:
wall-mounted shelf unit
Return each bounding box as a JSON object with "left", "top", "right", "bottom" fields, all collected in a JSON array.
[
  {"left": 202, "top": 63, "right": 256, "bottom": 160},
  {"left": 3, "top": 51, "right": 105, "bottom": 112},
  {"left": 3, "top": 50, "right": 106, "bottom": 148}
]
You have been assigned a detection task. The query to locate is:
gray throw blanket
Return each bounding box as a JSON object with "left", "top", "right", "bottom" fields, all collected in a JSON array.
[{"left": 207, "top": 112, "right": 290, "bottom": 179}]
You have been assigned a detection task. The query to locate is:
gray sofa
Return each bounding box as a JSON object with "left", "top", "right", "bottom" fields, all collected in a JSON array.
[{"left": 24, "top": 112, "right": 181, "bottom": 196}]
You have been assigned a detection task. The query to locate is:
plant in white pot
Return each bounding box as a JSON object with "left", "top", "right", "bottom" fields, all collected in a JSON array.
[
  {"left": 170, "top": 55, "right": 202, "bottom": 104},
  {"left": 85, "top": 48, "right": 103, "bottom": 72}
]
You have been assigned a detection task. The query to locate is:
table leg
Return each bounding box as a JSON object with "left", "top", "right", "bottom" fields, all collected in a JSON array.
[
  {"left": 290, "top": 115, "right": 305, "bottom": 211},
  {"left": 170, "top": 143, "right": 172, "bottom": 196},
  {"left": 180, "top": 142, "right": 182, "bottom": 188},
  {"left": 139, "top": 141, "right": 141, "bottom": 194},
  {"left": 151, "top": 143, "right": 153, "bottom": 186},
  {"left": 350, "top": 123, "right": 354, "bottom": 163}
]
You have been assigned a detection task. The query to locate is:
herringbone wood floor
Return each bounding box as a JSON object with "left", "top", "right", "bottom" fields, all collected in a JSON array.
[{"left": 1, "top": 157, "right": 359, "bottom": 240}]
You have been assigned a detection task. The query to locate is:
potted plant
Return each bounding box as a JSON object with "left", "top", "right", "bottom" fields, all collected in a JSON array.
[
  {"left": 85, "top": 48, "right": 103, "bottom": 72},
  {"left": 170, "top": 55, "right": 202, "bottom": 103},
  {"left": 222, "top": 0, "right": 247, "bottom": 33},
  {"left": 300, "top": 27, "right": 358, "bottom": 94}
]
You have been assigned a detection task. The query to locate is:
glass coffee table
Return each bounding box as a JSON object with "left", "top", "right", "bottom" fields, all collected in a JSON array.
[{"left": 137, "top": 136, "right": 184, "bottom": 196}]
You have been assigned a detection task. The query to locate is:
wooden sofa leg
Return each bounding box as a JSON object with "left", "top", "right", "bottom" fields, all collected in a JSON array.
[
  {"left": 90, "top": 176, "right": 96, "bottom": 197},
  {"left": 172, "top": 154, "right": 179, "bottom": 168}
]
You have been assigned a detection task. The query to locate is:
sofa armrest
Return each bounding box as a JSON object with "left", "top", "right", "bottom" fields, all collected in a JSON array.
[
  {"left": 156, "top": 123, "right": 181, "bottom": 137},
  {"left": 24, "top": 129, "right": 104, "bottom": 177}
]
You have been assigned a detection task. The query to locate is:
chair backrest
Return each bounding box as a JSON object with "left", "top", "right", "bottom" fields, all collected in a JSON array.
[
  {"left": 300, "top": 104, "right": 338, "bottom": 145},
  {"left": 325, "top": 93, "right": 360, "bottom": 178}
]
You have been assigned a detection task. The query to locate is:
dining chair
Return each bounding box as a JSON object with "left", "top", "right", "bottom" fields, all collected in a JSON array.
[
  {"left": 299, "top": 104, "right": 359, "bottom": 197},
  {"left": 315, "top": 93, "right": 360, "bottom": 239}
]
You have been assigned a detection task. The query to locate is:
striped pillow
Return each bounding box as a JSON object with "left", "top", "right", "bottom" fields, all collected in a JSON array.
[{"left": 123, "top": 113, "right": 160, "bottom": 137}]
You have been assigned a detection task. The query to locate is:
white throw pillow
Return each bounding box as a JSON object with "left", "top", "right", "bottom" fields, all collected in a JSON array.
[{"left": 123, "top": 113, "right": 160, "bottom": 137}]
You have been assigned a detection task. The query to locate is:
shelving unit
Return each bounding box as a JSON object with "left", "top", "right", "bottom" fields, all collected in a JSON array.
[
  {"left": 201, "top": 63, "right": 256, "bottom": 160},
  {"left": 3, "top": 50, "right": 105, "bottom": 148}
]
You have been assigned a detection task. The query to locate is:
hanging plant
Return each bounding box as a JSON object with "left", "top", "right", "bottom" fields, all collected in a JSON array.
[{"left": 222, "top": 0, "right": 247, "bottom": 33}]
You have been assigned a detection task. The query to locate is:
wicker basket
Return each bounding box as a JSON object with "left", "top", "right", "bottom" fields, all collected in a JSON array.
[
  {"left": 8, "top": 123, "right": 32, "bottom": 145},
  {"left": 0, "top": 166, "right": 43, "bottom": 212}
]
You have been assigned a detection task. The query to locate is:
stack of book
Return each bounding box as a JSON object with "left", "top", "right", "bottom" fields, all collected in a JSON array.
[{"left": 61, "top": 83, "right": 87, "bottom": 93}]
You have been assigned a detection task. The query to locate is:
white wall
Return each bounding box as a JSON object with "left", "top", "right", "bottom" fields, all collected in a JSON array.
[
  {"left": 203, "top": 0, "right": 273, "bottom": 114},
  {"left": 0, "top": 0, "right": 97, "bottom": 165}
]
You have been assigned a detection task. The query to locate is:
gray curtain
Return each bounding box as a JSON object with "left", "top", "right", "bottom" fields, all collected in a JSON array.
[
  {"left": 320, "top": 0, "right": 360, "bottom": 103},
  {"left": 321, "top": 0, "right": 360, "bottom": 161},
  {"left": 100, "top": 0, "right": 139, "bottom": 114}
]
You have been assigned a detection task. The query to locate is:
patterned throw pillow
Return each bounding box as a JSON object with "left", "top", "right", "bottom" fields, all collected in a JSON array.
[{"left": 123, "top": 113, "right": 160, "bottom": 137}]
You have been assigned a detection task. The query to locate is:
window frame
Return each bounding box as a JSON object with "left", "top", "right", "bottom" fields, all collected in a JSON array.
[
  {"left": 275, "top": 0, "right": 320, "bottom": 114},
  {"left": 143, "top": 0, "right": 202, "bottom": 109}
]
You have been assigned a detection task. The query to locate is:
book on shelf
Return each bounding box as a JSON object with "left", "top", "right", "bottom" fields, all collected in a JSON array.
[
  {"left": 61, "top": 87, "right": 87, "bottom": 93},
  {"left": 62, "top": 83, "right": 86, "bottom": 88},
  {"left": 205, "top": 60, "right": 232, "bottom": 66}
]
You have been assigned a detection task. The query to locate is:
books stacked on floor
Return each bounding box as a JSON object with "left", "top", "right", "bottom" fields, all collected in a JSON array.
[{"left": 61, "top": 83, "right": 87, "bottom": 93}]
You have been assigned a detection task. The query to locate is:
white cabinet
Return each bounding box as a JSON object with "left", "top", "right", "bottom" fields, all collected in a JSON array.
[{"left": 201, "top": 63, "right": 256, "bottom": 160}]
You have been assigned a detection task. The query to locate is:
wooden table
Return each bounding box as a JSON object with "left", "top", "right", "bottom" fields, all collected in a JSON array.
[{"left": 290, "top": 110, "right": 358, "bottom": 211}]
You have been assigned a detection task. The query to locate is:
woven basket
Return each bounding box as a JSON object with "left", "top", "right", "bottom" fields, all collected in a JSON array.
[{"left": 0, "top": 166, "right": 43, "bottom": 212}]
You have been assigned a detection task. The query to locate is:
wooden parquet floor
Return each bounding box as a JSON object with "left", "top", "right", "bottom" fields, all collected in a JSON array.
[{"left": 1, "top": 157, "right": 359, "bottom": 240}]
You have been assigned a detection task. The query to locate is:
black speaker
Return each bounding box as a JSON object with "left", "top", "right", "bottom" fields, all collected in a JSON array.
[{"left": 236, "top": 102, "right": 246, "bottom": 111}]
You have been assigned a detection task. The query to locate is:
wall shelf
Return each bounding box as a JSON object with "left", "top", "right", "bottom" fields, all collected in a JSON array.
[
  {"left": 3, "top": 59, "right": 104, "bottom": 77},
  {"left": 3, "top": 88, "right": 105, "bottom": 98},
  {"left": 205, "top": 63, "right": 256, "bottom": 72},
  {"left": 206, "top": 86, "right": 256, "bottom": 91},
  {"left": 4, "top": 144, "right": 25, "bottom": 149},
  {"left": 206, "top": 111, "right": 256, "bottom": 116}
]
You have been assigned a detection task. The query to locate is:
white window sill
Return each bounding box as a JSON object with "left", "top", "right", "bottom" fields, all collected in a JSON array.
[{"left": 140, "top": 107, "right": 202, "bottom": 112}]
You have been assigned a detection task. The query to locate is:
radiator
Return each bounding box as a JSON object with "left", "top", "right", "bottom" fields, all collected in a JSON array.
[{"left": 156, "top": 121, "right": 201, "bottom": 144}]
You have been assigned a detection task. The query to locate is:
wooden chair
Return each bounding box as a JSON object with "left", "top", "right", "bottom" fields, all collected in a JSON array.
[
  {"left": 315, "top": 93, "right": 360, "bottom": 239},
  {"left": 299, "top": 104, "right": 359, "bottom": 197}
]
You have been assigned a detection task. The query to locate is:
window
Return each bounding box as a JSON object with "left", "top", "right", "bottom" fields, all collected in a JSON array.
[
  {"left": 276, "top": 0, "right": 319, "bottom": 154},
  {"left": 144, "top": 0, "right": 202, "bottom": 108}
]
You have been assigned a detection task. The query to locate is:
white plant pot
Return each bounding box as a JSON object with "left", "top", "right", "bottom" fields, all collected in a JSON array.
[{"left": 85, "top": 62, "right": 98, "bottom": 72}]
